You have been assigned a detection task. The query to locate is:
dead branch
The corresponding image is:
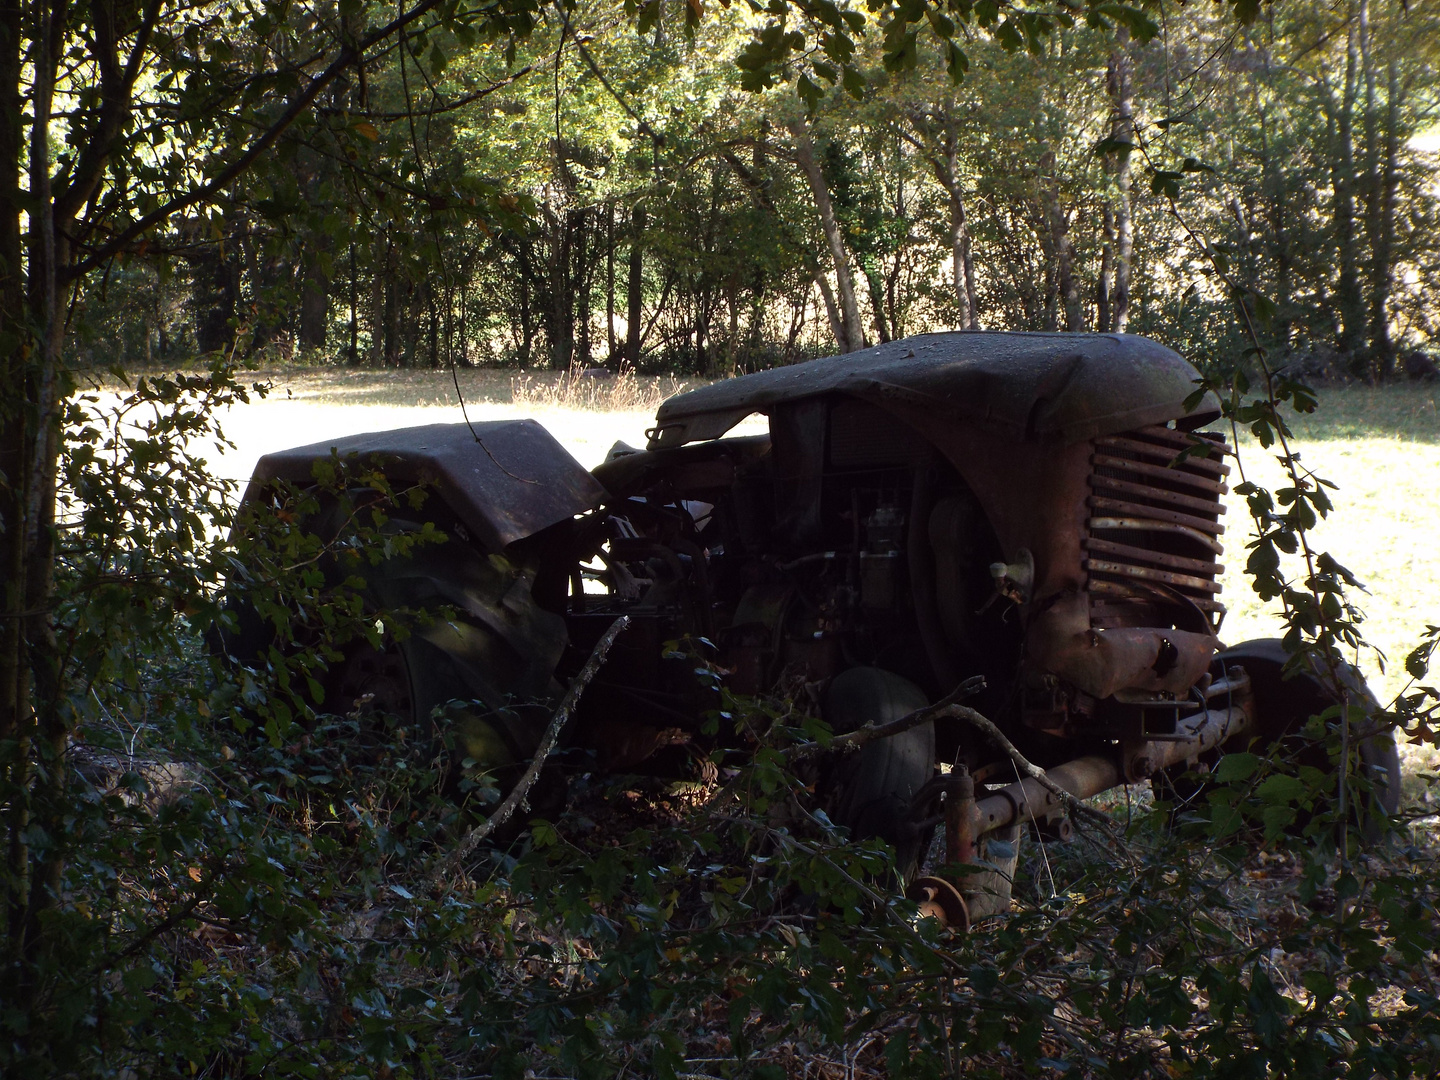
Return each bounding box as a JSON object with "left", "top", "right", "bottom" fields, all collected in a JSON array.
[
  {"left": 788, "top": 675, "right": 986, "bottom": 761},
  {"left": 427, "top": 615, "right": 630, "bottom": 887},
  {"left": 950, "top": 706, "right": 1117, "bottom": 830}
]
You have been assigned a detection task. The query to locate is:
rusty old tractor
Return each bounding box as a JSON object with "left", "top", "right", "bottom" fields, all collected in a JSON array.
[{"left": 223, "top": 331, "right": 1401, "bottom": 927}]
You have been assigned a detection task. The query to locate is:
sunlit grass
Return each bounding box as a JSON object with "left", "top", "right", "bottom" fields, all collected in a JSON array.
[{"left": 1217, "top": 383, "right": 1440, "bottom": 773}]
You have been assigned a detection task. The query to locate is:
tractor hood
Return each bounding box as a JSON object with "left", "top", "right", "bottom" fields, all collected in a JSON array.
[
  {"left": 647, "top": 331, "right": 1219, "bottom": 450},
  {"left": 243, "top": 420, "right": 607, "bottom": 551}
]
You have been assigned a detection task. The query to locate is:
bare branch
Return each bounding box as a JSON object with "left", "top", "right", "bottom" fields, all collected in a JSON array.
[
  {"left": 787, "top": 675, "right": 986, "bottom": 761},
  {"left": 68, "top": 0, "right": 449, "bottom": 278},
  {"left": 426, "top": 615, "right": 630, "bottom": 888},
  {"left": 951, "top": 706, "right": 1117, "bottom": 830}
]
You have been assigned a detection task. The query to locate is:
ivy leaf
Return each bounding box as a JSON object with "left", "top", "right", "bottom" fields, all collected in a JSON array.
[
  {"left": 1094, "top": 135, "right": 1133, "bottom": 158},
  {"left": 1148, "top": 168, "right": 1183, "bottom": 198},
  {"left": 1212, "top": 753, "right": 1260, "bottom": 783}
]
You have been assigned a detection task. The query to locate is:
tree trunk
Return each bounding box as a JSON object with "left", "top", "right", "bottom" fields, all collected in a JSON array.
[
  {"left": 299, "top": 247, "right": 331, "bottom": 353},
  {"left": 816, "top": 272, "right": 845, "bottom": 350},
  {"left": 1257, "top": 94, "right": 1294, "bottom": 351},
  {"left": 193, "top": 241, "right": 239, "bottom": 354},
  {"left": 575, "top": 208, "right": 591, "bottom": 365},
  {"left": 1097, "top": 205, "right": 1115, "bottom": 332},
  {"left": 369, "top": 245, "right": 386, "bottom": 366},
  {"left": 939, "top": 140, "right": 979, "bottom": 330},
  {"left": 348, "top": 243, "right": 359, "bottom": 363},
  {"left": 1368, "top": 59, "right": 1400, "bottom": 377},
  {"left": 1039, "top": 149, "right": 1082, "bottom": 332},
  {"left": 606, "top": 202, "right": 616, "bottom": 364},
  {"left": 626, "top": 204, "right": 644, "bottom": 366},
  {"left": 547, "top": 203, "right": 573, "bottom": 370},
  {"left": 787, "top": 117, "right": 865, "bottom": 353},
  {"left": 1330, "top": 19, "right": 1367, "bottom": 370},
  {"left": 1106, "top": 29, "right": 1134, "bottom": 333},
  {"left": 425, "top": 278, "right": 439, "bottom": 368},
  {"left": 726, "top": 274, "right": 739, "bottom": 375},
  {"left": 863, "top": 258, "right": 889, "bottom": 344}
]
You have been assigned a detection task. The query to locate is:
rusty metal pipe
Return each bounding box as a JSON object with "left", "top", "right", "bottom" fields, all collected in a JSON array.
[
  {"left": 945, "top": 764, "right": 976, "bottom": 866},
  {"left": 969, "top": 699, "right": 1252, "bottom": 839}
]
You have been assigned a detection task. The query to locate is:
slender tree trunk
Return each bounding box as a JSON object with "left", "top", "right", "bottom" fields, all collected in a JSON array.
[
  {"left": 606, "top": 202, "right": 616, "bottom": 364},
  {"left": 369, "top": 245, "right": 386, "bottom": 366},
  {"left": 575, "top": 208, "right": 591, "bottom": 365},
  {"left": 0, "top": 0, "right": 29, "bottom": 827},
  {"left": 787, "top": 117, "right": 864, "bottom": 352},
  {"left": 726, "top": 275, "right": 739, "bottom": 374},
  {"left": 517, "top": 261, "right": 534, "bottom": 366},
  {"left": 626, "top": 204, "right": 644, "bottom": 366},
  {"left": 815, "top": 272, "right": 846, "bottom": 349},
  {"left": 299, "top": 248, "right": 331, "bottom": 353},
  {"left": 1369, "top": 59, "right": 1400, "bottom": 376},
  {"left": 1330, "top": 18, "right": 1366, "bottom": 369},
  {"left": 348, "top": 243, "right": 359, "bottom": 363},
  {"left": 1357, "top": 0, "right": 1382, "bottom": 379},
  {"left": 864, "top": 259, "right": 889, "bottom": 344},
  {"left": 939, "top": 140, "right": 979, "bottom": 330},
  {"left": 14, "top": 0, "right": 66, "bottom": 961},
  {"left": 1106, "top": 29, "right": 1134, "bottom": 333},
  {"left": 1257, "top": 93, "right": 1294, "bottom": 351},
  {"left": 548, "top": 204, "right": 573, "bottom": 370},
  {"left": 1040, "top": 149, "right": 1082, "bottom": 332},
  {"left": 425, "top": 278, "right": 439, "bottom": 367},
  {"left": 1097, "top": 205, "right": 1115, "bottom": 332}
]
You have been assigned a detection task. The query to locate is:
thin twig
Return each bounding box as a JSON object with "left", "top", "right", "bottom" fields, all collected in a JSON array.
[
  {"left": 951, "top": 707, "right": 1117, "bottom": 831},
  {"left": 426, "top": 615, "right": 630, "bottom": 887},
  {"left": 787, "top": 676, "right": 986, "bottom": 761}
]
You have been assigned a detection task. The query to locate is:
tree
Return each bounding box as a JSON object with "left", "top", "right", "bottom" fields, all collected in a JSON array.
[{"left": 0, "top": 0, "right": 546, "bottom": 1041}]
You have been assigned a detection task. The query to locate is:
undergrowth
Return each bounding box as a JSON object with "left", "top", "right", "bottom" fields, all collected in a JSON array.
[{"left": 4, "top": 351, "right": 1440, "bottom": 1078}]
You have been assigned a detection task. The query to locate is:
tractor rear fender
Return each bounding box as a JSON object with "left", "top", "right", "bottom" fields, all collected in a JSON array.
[{"left": 242, "top": 420, "right": 608, "bottom": 552}]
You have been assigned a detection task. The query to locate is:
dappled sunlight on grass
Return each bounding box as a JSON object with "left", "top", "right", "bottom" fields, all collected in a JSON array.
[{"left": 1218, "top": 430, "right": 1440, "bottom": 730}]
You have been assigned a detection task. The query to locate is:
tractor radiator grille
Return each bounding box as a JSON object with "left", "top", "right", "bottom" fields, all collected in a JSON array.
[{"left": 1085, "top": 425, "right": 1229, "bottom": 633}]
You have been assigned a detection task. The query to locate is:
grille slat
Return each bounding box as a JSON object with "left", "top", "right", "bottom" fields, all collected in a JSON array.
[
  {"left": 1086, "top": 424, "right": 1228, "bottom": 633},
  {"left": 1090, "top": 473, "right": 1229, "bottom": 516},
  {"left": 1094, "top": 434, "right": 1232, "bottom": 478},
  {"left": 1091, "top": 452, "right": 1230, "bottom": 496},
  {"left": 1084, "top": 535, "right": 1225, "bottom": 576},
  {"left": 1087, "top": 494, "right": 1226, "bottom": 536}
]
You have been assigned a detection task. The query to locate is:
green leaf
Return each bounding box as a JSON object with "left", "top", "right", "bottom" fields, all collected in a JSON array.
[
  {"left": 1148, "top": 168, "right": 1183, "bottom": 198},
  {"left": 1256, "top": 773, "right": 1306, "bottom": 805},
  {"left": 1212, "top": 752, "right": 1260, "bottom": 783}
]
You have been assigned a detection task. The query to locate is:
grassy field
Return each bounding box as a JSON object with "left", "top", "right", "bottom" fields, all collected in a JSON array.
[
  {"left": 188, "top": 368, "right": 1440, "bottom": 768},
  {"left": 1216, "top": 385, "right": 1440, "bottom": 726}
]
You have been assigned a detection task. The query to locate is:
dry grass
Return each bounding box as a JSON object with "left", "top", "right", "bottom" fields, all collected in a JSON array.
[{"left": 509, "top": 362, "right": 696, "bottom": 413}]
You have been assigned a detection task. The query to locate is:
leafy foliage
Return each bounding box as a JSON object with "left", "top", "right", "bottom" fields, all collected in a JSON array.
[{"left": 4, "top": 1, "right": 1440, "bottom": 1078}]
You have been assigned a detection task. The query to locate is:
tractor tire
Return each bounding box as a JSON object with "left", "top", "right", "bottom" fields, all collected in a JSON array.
[
  {"left": 217, "top": 489, "right": 569, "bottom": 777},
  {"left": 1156, "top": 637, "right": 1401, "bottom": 843},
  {"left": 326, "top": 524, "right": 568, "bottom": 774},
  {"left": 822, "top": 667, "right": 936, "bottom": 883}
]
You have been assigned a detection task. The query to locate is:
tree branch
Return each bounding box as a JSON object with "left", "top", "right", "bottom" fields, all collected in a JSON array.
[
  {"left": 425, "top": 615, "right": 629, "bottom": 888},
  {"left": 787, "top": 675, "right": 986, "bottom": 761},
  {"left": 68, "top": 0, "right": 448, "bottom": 278},
  {"left": 951, "top": 706, "right": 1117, "bottom": 830}
]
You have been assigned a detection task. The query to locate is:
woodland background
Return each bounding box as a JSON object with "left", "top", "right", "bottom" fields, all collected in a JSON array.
[
  {"left": 75, "top": 1, "right": 1440, "bottom": 383},
  {"left": 3, "top": 0, "right": 1440, "bottom": 1075}
]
